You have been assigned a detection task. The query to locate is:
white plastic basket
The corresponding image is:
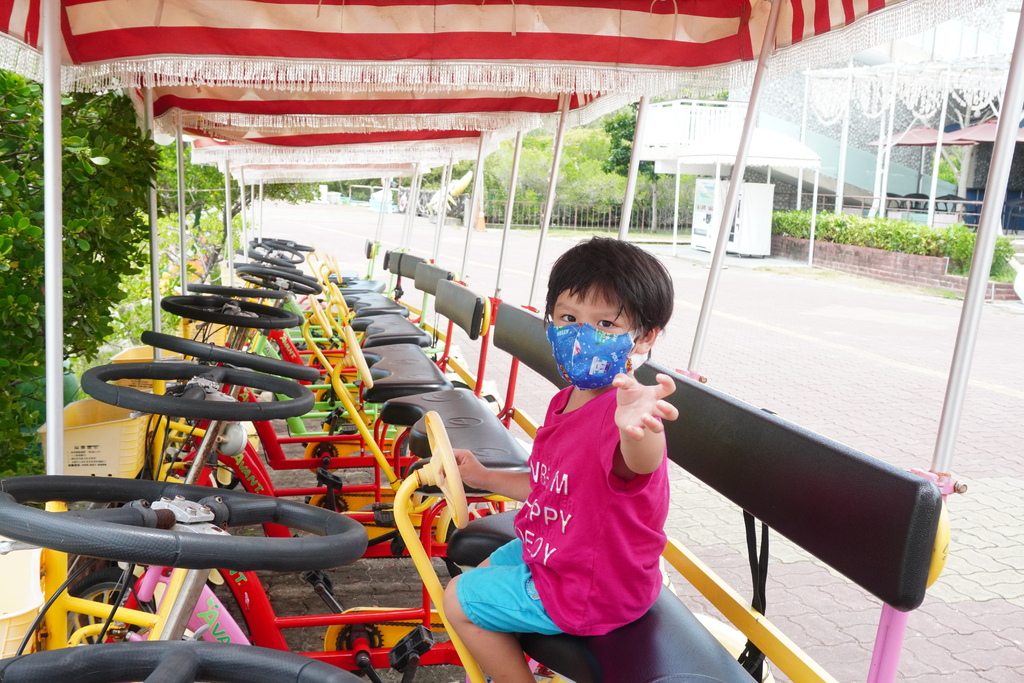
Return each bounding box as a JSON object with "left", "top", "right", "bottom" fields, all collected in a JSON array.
[{"left": 0, "top": 541, "right": 43, "bottom": 658}]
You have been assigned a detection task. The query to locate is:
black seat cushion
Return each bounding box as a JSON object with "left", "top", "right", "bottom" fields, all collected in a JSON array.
[
  {"left": 362, "top": 344, "right": 452, "bottom": 403},
  {"left": 344, "top": 292, "right": 410, "bottom": 317},
  {"left": 351, "top": 314, "right": 433, "bottom": 348}
]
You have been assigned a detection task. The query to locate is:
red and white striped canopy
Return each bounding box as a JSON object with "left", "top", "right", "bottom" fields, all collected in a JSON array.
[
  {"left": 139, "top": 85, "right": 627, "bottom": 138},
  {"left": 189, "top": 130, "right": 498, "bottom": 168},
  {"left": 0, "top": 0, "right": 993, "bottom": 97}
]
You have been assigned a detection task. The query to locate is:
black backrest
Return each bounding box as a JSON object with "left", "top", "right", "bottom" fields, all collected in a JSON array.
[
  {"left": 397, "top": 253, "right": 426, "bottom": 279},
  {"left": 384, "top": 250, "right": 400, "bottom": 275},
  {"left": 435, "top": 280, "right": 485, "bottom": 341},
  {"left": 493, "top": 303, "right": 570, "bottom": 389},
  {"left": 414, "top": 263, "right": 454, "bottom": 296},
  {"left": 635, "top": 362, "right": 942, "bottom": 612}
]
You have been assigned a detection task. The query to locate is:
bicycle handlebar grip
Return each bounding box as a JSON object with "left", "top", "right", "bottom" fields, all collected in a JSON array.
[
  {"left": 0, "top": 477, "right": 368, "bottom": 572},
  {"left": 140, "top": 331, "right": 321, "bottom": 383},
  {"left": 80, "top": 361, "right": 314, "bottom": 420},
  {"left": 0, "top": 641, "right": 363, "bottom": 682}
]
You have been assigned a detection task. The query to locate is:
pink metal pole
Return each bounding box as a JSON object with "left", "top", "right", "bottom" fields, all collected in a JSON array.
[{"left": 866, "top": 605, "right": 910, "bottom": 683}]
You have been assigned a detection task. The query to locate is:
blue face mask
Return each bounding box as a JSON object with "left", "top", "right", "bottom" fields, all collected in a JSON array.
[{"left": 547, "top": 322, "right": 635, "bottom": 390}]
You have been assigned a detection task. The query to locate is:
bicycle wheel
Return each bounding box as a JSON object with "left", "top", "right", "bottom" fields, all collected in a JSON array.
[{"left": 67, "top": 566, "right": 155, "bottom": 644}]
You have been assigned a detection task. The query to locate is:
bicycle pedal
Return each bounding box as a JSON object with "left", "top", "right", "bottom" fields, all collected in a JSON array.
[
  {"left": 366, "top": 503, "right": 396, "bottom": 527},
  {"left": 388, "top": 625, "right": 433, "bottom": 672}
]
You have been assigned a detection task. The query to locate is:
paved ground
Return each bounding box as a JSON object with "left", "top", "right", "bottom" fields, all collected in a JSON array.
[{"left": 252, "top": 200, "right": 1024, "bottom": 682}]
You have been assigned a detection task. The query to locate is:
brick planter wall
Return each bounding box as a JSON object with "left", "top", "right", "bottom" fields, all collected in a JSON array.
[{"left": 771, "top": 235, "right": 1020, "bottom": 301}]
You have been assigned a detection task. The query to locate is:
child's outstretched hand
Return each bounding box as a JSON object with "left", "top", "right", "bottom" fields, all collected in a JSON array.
[{"left": 612, "top": 372, "right": 679, "bottom": 441}]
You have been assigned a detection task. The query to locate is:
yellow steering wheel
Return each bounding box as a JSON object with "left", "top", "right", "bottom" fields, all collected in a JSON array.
[{"left": 421, "top": 411, "right": 469, "bottom": 530}]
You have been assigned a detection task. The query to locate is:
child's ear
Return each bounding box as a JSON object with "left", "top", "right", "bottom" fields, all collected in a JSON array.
[{"left": 632, "top": 328, "right": 660, "bottom": 356}]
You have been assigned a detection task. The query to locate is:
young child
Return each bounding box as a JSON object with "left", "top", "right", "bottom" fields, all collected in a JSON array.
[{"left": 442, "top": 237, "right": 678, "bottom": 683}]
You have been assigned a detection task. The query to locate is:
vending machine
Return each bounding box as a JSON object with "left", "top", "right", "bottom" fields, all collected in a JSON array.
[{"left": 691, "top": 180, "right": 774, "bottom": 257}]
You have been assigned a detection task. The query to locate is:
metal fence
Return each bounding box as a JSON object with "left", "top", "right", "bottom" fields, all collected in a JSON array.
[{"left": 480, "top": 198, "right": 694, "bottom": 233}]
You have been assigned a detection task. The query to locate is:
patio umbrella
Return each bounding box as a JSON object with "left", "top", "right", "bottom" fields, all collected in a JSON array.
[
  {"left": 869, "top": 126, "right": 948, "bottom": 147},
  {"left": 946, "top": 118, "right": 1024, "bottom": 143}
]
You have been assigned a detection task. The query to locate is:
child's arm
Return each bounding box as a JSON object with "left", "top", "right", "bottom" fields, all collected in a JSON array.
[
  {"left": 612, "top": 372, "right": 679, "bottom": 475},
  {"left": 454, "top": 448, "right": 532, "bottom": 502}
]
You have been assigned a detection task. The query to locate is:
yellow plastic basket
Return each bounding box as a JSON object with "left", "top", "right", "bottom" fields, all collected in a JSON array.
[
  {"left": 38, "top": 399, "right": 147, "bottom": 478},
  {"left": 0, "top": 543, "right": 42, "bottom": 658},
  {"left": 111, "top": 346, "right": 183, "bottom": 391}
]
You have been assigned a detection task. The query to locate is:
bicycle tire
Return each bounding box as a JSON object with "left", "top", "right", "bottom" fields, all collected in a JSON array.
[
  {"left": 81, "top": 361, "right": 313, "bottom": 421},
  {"left": 161, "top": 295, "right": 303, "bottom": 330},
  {"left": 186, "top": 284, "right": 289, "bottom": 300},
  {"left": 140, "top": 331, "right": 321, "bottom": 383},
  {"left": 0, "top": 641, "right": 361, "bottom": 682},
  {"left": 0, "top": 476, "right": 368, "bottom": 572},
  {"left": 235, "top": 264, "right": 322, "bottom": 295}
]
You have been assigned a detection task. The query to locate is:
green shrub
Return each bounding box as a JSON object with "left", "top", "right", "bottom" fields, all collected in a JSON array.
[{"left": 772, "top": 211, "right": 1014, "bottom": 278}]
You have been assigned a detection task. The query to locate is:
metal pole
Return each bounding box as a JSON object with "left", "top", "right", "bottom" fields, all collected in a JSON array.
[
  {"left": 528, "top": 94, "right": 572, "bottom": 307},
  {"left": 258, "top": 180, "right": 265, "bottom": 243},
  {"left": 495, "top": 131, "right": 524, "bottom": 299},
  {"left": 672, "top": 159, "right": 681, "bottom": 257},
  {"left": 926, "top": 68, "right": 952, "bottom": 227},
  {"left": 42, "top": 0, "right": 64, "bottom": 474},
  {"left": 834, "top": 68, "right": 853, "bottom": 214},
  {"left": 224, "top": 161, "right": 234, "bottom": 286},
  {"left": 239, "top": 169, "right": 248, "bottom": 261},
  {"left": 619, "top": 95, "right": 650, "bottom": 240},
  {"left": 688, "top": 0, "right": 784, "bottom": 374},
  {"left": 931, "top": 8, "right": 1024, "bottom": 473},
  {"left": 433, "top": 160, "right": 453, "bottom": 261},
  {"left": 810, "top": 169, "right": 820, "bottom": 266},
  {"left": 401, "top": 165, "right": 421, "bottom": 249},
  {"left": 797, "top": 74, "right": 809, "bottom": 210},
  {"left": 880, "top": 69, "right": 899, "bottom": 218},
  {"left": 144, "top": 89, "right": 161, "bottom": 339},
  {"left": 176, "top": 125, "right": 187, "bottom": 295},
  {"left": 461, "top": 135, "right": 489, "bottom": 277},
  {"left": 374, "top": 176, "right": 391, "bottom": 245}
]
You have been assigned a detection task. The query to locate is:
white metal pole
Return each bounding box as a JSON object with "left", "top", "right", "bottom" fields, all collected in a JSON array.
[
  {"left": 528, "top": 94, "right": 572, "bottom": 307},
  {"left": 834, "top": 69, "right": 853, "bottom": 214},
  {"left": 619, "top": 95, "right": 650, "bottom": 240},
  {"left": 927, "top": 69, "right": 952, "bottom": 227},
  {"left": 258, "top": 180, "right": 265, "bottom": 243},
  {"left": 224, "top": 161, "right": 234, "bottom": 286},
  {"left": 42, "top": 0, "right": 64, "bottom": 474},
  {"left": 672, "top": 159, "right": 681, "bottom": 257},
  {"left": 239, "top": 169, "right": 248, "bottom": 260},
  {"left": 688, "top": 0, "right": 784, "bottom": 374},
  {"left": 433, "top": 160, "right": 453, "bottom": 261},
  {"left": 176, "top": 125, "right": 187, "bottom": 295},
  {"left": 374, "top": 176, "right": 391, "bottom": 245},
  {"left": 495, "top": 131, "right": 524, "bottom": 299},
  {"left": 461, "top": 135, "right": 489, "bottom": 277},
  {"left": 401, "top": 165, "right": 421, "bottom": 249},
  {"left": 797, "top": 74, "right": 809, "bottom": 211},
  {"left": 931, "top": 8, "right": 1024, "bottom": 473},
  {"left": 810, "top": 169, "right": 820, "bottom": 266},
  {"left": 880, "top": 69, "right": 899, "bottom": 218},
  {"left": 144, "top": 89, "right": 161, "bottom": 339}
]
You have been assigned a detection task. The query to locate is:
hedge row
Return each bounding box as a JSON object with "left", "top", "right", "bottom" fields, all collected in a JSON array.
[{"left": 771, "top": 211, "right": 1016, "bottom": 278}]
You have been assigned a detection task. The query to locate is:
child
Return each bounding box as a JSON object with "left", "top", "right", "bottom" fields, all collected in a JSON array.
[{"left": 443, "top": 237, "right": 678, "bottom": 683}]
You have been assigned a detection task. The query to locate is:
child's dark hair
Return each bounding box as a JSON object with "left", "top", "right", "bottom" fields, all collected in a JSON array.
[{"left": 545, "top": 237, "right": 674, "bottom": 337}]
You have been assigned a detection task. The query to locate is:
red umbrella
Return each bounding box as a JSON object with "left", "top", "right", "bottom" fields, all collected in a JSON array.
[{"left": 945, "top": 119, "right": 1024, "bottom": 143}]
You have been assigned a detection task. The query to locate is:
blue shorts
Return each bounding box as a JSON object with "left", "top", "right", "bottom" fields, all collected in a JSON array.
[{"left": 455, "top": 539, "right": 563, "bottom": 635}]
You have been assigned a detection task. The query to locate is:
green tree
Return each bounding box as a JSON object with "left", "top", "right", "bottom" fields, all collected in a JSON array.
[
  {"left": 602, "top": 102, "right": 658, "bottom": 183},
  {"left": 0, "top": 69, "right": 159, "bottom": 471}
]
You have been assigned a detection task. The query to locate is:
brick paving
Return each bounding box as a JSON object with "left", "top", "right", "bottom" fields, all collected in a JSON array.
[{"left": 256, "top": 201, "right": 1024, "bottom": 682}]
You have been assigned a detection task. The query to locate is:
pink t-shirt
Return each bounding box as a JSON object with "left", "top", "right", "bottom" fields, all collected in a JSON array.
[{"left": 514, "top": 386, "right": 669, "bottom": 636}]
